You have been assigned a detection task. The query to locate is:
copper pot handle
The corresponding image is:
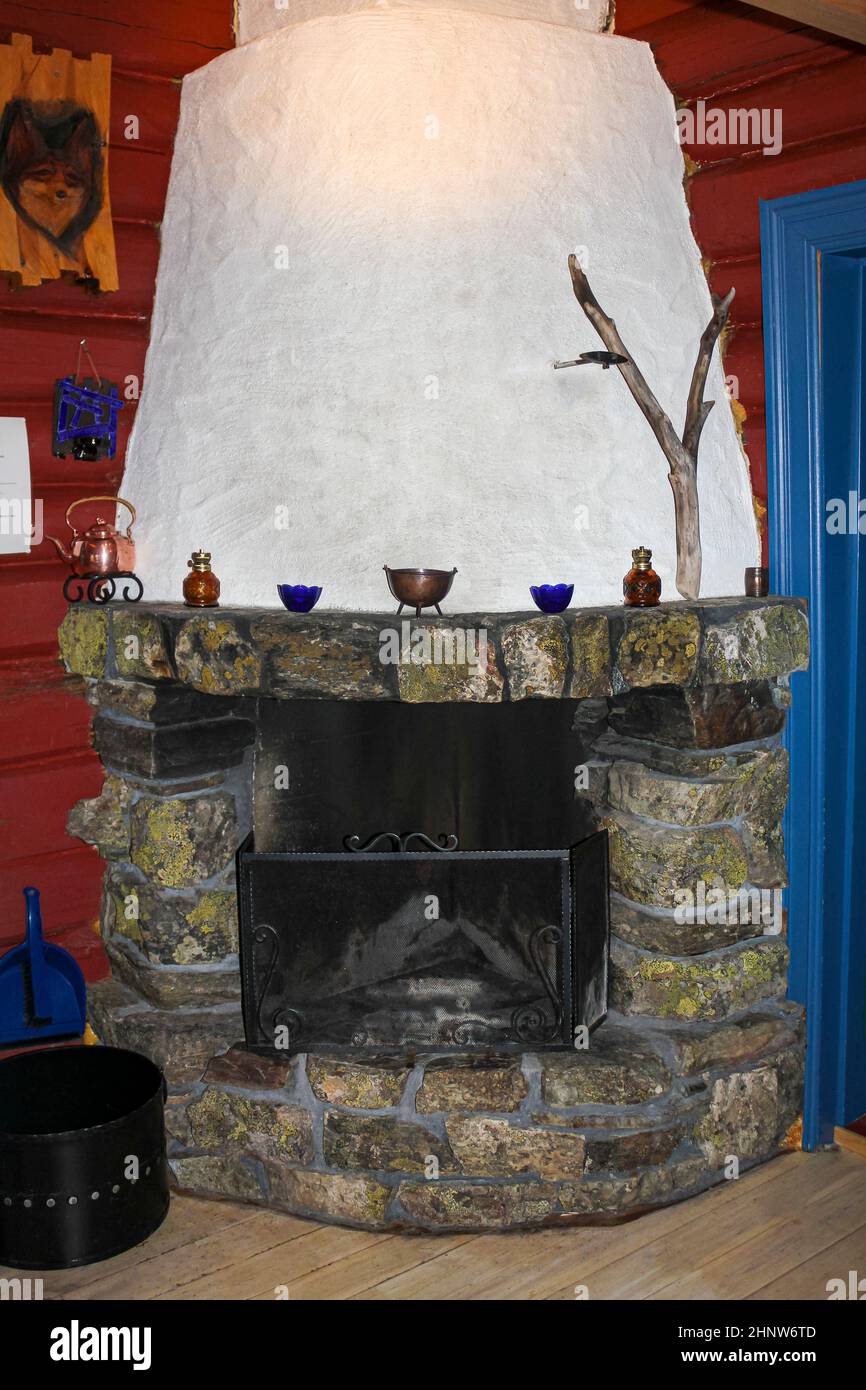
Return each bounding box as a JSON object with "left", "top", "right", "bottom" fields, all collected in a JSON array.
[{"left": 66, "top": 495, "right": 137, "bottom": 538}]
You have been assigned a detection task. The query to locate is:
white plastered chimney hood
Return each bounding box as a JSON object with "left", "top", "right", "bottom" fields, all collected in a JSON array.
[{"left": 122, "top": 0, "right": 758, "bottom": 610}]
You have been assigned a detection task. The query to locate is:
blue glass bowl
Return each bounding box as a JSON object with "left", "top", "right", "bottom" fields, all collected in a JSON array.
[
  {"left": 530, "top": 583, "right": 574, "bottom": 614},
  {"left": 277, "top": 584, "right": 322, "bottom": 614}
]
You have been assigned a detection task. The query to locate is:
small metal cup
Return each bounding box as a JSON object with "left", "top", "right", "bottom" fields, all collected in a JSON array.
[
  {"left": 744, "top": 566, "right": 769, "bottom": 598},
  {"left": 383, "top": 566, "right": 457, "bottom": 618}
]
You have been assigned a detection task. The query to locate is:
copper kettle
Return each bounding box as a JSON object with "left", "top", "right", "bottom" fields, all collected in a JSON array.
[{"left": 46, "top": 496, "right": 136, "bottom": 576}]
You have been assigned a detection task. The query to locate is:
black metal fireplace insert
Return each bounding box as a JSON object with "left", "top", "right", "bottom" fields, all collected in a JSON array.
[
  {"left": 237, "top": 829, "right": 609, "bottom": 1053},
  {"left": 237, "top": 698, "right": 609, "bottom": 1053}
]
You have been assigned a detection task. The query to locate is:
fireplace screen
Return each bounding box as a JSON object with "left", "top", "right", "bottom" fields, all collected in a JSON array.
[{"left": 237, "top": 831, "right": 609, "bottom": 1052}]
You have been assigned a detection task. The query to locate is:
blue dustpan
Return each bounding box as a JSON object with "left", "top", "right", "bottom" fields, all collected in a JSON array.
[{"left": 0, "top": 887, "right": 86, "bottom": 1047}]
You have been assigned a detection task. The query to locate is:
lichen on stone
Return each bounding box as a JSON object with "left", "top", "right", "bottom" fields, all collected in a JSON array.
[
  {"left": 396, "top": 1180, "right": 556, "bottom": 1229},
  {"left": 568, "top": 613, "right": 612, "bottom": 697},
  {"left": 68, "top": 774, "right": 131, "bottom": 859},
  {"left": 500, "top": 617, "right": 567, "bottom": 699},
  {"left": 188, "top": 1087, "right": 313, "bottom": 1164},
  {"left": 416, "top": 1058, "right": 527, "bottom": 1113},
  {"left": 615, "top": 611, "right": 700, "bottom": 689},
  {"left": 307, "top": 1055, "right": 409, "bottom": 1108},
  {"left": 58, "top": 606, "right": 109, "bottom": 678},
  {"left": 703, "top": 605, "right": 809, "bottom": 684},
  {"left": 183, "top": 892, "right": 239, "bottom": 958},
  {"left": 445, "top": 1115, "right": 586, "bottom": 1179},
  {"left": 395, "top": 625, "right": 504, "bottom": 703},
  {"left": 265, "top": 1167, "right": 391, "bottom": 1225},
  {"left": 113, "top": 612, "right": 172, "bottom": 680},
  {"left": 611, "top": 936, "right": 789, "bottom": 1021},
  {"left": 174, "top": 616, "right": 262, "bottom": 694},
  {"left": 129, "top": 793, "right": 237, "bottom": 888},
  {"left": 693, "top": 1065, "right": 782, "bottom": 1163},
  {"left": 605, "top": 814, "right": 750, "bottom": 908}
]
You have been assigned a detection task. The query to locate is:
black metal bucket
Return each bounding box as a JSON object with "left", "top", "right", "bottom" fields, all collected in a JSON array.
[{"left": 0, "top": 1045, "right": 169, "bottom": 1270}]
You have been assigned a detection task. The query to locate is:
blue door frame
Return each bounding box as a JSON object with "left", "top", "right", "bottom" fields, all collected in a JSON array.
[{"left": 761, "top": 179, "right": 866, "bottom": 1149}]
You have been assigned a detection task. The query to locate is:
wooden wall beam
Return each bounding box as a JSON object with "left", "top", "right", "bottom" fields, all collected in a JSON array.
[{"left": 742, "top": 0, "right": 866, "bottom": 47}]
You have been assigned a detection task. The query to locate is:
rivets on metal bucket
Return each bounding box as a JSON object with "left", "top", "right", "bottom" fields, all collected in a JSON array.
[
  {"left": 91, "top": 1191, "right": 99, "bottom": 1200},
  {"left": 68, "top": 1195, "right": 77, "bottom": 1206},
  {"left": 46, "top": 1198, "right": 55, "bottom": 1207}
]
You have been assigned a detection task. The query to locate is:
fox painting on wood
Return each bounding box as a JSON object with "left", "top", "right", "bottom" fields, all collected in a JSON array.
[
  {"left": 0, "top": 100, "right": 104, "bottom": 253},
  {"left": 0, "top": 32, "right": 117, "bottom": 290}
]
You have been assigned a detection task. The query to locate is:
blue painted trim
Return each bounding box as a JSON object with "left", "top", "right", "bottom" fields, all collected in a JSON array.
[
  {"left": 834, "top": 257, "right": 866, "bottom": 1123},
  {"left": 761, "top": 179, "right": 866, "bottom": 1149}
]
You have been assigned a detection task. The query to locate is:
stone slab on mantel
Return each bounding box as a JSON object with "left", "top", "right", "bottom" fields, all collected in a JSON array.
[{"left": 58, "top": 597, "right": 809, "bottom": 703}]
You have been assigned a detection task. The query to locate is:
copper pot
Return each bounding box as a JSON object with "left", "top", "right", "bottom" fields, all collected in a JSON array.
[
  {"left": 45, "top": 495, "right": 136, "bottom": 576},
  {"left": 383, "top": 566, "right": 457, "bottom": 618}
]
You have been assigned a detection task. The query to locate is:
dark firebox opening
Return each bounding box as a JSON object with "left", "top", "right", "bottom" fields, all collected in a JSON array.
[{"left": 238, "top": 700, "right": 609, "bottom": 1054}]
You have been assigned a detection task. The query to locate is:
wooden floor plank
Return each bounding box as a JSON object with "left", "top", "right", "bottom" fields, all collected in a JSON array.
[
  {"left": 355, "top": 1229, "right": 565, "bottom": 1301},
  {"left": 153, "top": 1225, "right": 392, "bottom": 1300},
  {"left": 252, "top": 1232, "right": 475, "bottom": 1300},
  {"left": 835, "top": 1126, "right": 866, "bottom": 1160},
  {"left": 649, "top": 1155, "right": 866, "bottom": 1300},
  {"left": 62, "top": 1208, "right": 321, "bottom": 1301},
  {"left": 748, "top": 1223, "right": 866, "bottom": 1300}
]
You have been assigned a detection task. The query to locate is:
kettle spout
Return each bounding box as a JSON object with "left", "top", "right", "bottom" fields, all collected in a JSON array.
[{"left": 45, "top": 535, "right": 73, "bottom": 564}]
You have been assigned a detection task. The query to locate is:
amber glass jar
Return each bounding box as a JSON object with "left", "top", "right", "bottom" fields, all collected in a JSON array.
[
  {"left": 183, "top": 550, "right": 220, "bottom": 607},
  {"left": 623, "top": 546, "right": 661, "bottom": 607}
]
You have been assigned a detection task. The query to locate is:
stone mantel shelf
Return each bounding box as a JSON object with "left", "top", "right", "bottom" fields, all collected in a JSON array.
[{"left": 59, "top": 596, "right": 809, "bottom": 703}]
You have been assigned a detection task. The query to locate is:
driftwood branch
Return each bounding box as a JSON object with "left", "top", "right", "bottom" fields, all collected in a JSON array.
[
  {"left": 683, "top": 286, "right": 735, "bottom": 460},
  {"left": 567, "top": 254, "right": 734, "bottom": 601}
]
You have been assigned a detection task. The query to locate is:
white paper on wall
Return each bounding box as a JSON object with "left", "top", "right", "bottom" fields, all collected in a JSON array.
[{"left": 0, "top": 418, "right": 34, "bottom": 556}]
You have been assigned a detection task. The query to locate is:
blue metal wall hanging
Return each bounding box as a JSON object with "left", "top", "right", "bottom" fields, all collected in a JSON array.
[{"left": 52, "top": 339, "right": 122, "bottom": 462}]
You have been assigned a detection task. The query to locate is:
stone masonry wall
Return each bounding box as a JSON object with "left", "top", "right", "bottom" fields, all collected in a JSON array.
[{"left": 60, "top": 597, "right": 809, "bottom": 1231}]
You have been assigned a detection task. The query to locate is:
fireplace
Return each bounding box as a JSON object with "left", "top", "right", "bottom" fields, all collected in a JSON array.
[
  {"left": 50, "top": 0, "right": 809, "bottom": 1242},
  {"left": 63, "top": 598, "right": 808, "bottom": 1232}
]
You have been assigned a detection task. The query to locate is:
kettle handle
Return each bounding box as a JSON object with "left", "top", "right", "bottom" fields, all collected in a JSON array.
[{"left": 66, "top": 495, "right": 137, "bottom": 538}]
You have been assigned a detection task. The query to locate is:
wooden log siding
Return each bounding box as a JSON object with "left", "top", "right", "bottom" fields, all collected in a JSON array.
[{"left": 0, "top": 2, "right": 233, "bottom": 976}]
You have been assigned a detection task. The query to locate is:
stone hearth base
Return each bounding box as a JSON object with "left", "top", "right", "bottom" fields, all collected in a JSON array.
[
  {"left": 63, "top": 597, "right": 809, "bottom": 1231},
  {"left": 85, "top": 1005, "right": 803, "bottom": 1232}
]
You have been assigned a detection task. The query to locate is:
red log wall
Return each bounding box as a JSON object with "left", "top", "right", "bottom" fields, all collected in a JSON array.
[
  {"left": 616, "top": 0, "right": 866, "bottom": 557},
  {"left": 0, "top": 3, "right": 233, "bottom": 976}
]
